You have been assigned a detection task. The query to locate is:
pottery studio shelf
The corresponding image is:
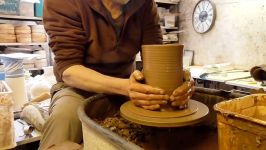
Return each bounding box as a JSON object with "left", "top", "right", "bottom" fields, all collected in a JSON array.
[
  {"left": 163, "top": 40, "right": 178, "bottom": 42},
  {"left": 155, "top": 0, "right": 179, "bottom": 4},
  {"left": 0, "top": 43, "right": 47, "bottom": 46},
  {"left": 161, "top": 26, "right": 178, "bottom": 30},
  {"left": 0, "top": 15, "right": 42, "bottom": 21}
]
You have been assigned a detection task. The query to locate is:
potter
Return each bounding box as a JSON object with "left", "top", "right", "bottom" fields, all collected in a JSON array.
[{"left": 40, "top": 0, "right": 194, "bottom": 148}]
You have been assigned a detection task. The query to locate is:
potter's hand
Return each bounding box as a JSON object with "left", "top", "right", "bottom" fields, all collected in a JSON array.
[
  {"left": 170, "top": 69, "right": 195, "bottom": 109},
  {"left": 128, "top": 70, "right": 169, "bottom": 110}
]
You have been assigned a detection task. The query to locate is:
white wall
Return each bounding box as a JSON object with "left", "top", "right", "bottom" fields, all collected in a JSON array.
[{"left": 179, "top": 0, "right": 266, "bottom": 69}]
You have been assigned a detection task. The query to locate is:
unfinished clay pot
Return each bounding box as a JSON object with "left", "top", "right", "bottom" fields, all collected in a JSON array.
[{"left": 142, "top": 44, "right": 184, "bottom": 110}]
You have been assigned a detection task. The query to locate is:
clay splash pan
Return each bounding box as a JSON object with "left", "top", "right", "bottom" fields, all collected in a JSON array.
[{"left": 120, "top": 100, "right": 209, "bottom": 127}]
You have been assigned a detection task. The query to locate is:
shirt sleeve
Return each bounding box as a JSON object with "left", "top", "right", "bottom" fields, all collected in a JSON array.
[
  {"left": 141, "top": 0, "right": 163, "bottom": 45},
  {"left": 43, "top": 0, "right": 87, "bottom": 80}
]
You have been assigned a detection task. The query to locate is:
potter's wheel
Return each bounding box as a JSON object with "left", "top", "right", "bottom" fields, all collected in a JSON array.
[{"left": 120, "top": 100, "right": 209, "bottom": 127}]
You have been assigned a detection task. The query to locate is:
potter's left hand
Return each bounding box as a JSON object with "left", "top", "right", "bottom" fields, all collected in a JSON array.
[{"left": 170, "top": 69, "right": 195, "bottom": 109}]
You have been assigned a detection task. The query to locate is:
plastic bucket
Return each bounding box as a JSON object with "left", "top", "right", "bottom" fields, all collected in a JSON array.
[
  {"left": 78, "top": 93, "right": 222, "bottom": 150},
  {"left": 78, "top": 94, "right": 142, "bottom": 150},
  {"left": 214, "top": 94, "right": 266, "bottom": 150}
]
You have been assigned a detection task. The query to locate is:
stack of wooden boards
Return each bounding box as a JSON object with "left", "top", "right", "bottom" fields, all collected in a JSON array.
[{"left": 0, "top": 24, "right": 47, "bottom": 43}]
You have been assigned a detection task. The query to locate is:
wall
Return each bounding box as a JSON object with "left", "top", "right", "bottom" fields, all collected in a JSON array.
[{"left": 179, "top": 0, "right": 266, "bottom": 69}]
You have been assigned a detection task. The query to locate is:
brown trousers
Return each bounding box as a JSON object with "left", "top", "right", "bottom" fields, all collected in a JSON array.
[{"left": 38, "top": 86, "right": 88, "bottom": 150}]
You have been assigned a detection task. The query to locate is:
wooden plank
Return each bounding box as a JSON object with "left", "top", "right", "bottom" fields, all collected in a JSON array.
[
  {"left": 0, "top": 15, "right": 42, "bottom": 21},
  {"left": 161, "top": 26, "right": 178, "bottom": 30}
]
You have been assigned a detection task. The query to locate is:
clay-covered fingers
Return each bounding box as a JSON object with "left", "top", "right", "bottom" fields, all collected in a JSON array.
[
  {"left": 141, "top": 104, "right": 160, "bottom": 110},
  {"left": 131, "top": 70, "right": 144, "bottom": 81},
  {"left": 170, "top": 91, "right": 191, "bottom": 107},
  {"left": 183, "top": 69, "right": 192, "bottom": 81},
  {"left": 172, "top": 81, "right": 193, "bottom": 97},
  {"left": 129, "top": 85, "right": 169, "bottom": 110},
  {"left": 170, "top": 89, "right": 192, "bottom": 109},
  {"left": 170, "top": 87, "right": 194, "bottom": 109},
  {"left": 129, "top": 91, "right": 169, "bottom": 101},
  {"left": 132, "top": 99, "right": 168, "bottom": 106},
  {"left": 129, "top": 83, "right": 166, "bottom": 95},
  {"left": 170, "top": 87, "right": 194, "bottom": 102}
]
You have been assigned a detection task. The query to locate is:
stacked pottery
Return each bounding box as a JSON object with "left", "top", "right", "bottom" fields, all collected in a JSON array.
[
  {"left": 15, "top": 25, "right": 32, "bottom": 43},
  {"left": 0, "top": 24, "right": 16, "bottom": 43},
  {"left": 142, "top": 44, "right": 184, "bottom": 110},
  {"left": 31, "top": 25, "right": 47, "bottom": 43},
  {"left": 33, "top": 50, "right": 48, "bottom": 69}
]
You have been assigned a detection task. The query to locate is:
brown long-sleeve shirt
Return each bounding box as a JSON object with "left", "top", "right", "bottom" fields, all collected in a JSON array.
[{"left": 43, "top": 0, "right": 162, "bottom": 82}]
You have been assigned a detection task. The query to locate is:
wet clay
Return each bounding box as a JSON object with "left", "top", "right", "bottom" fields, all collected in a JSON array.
[
  {"left": 94, "top": 114, "right": 218, "bottom": 150},
  {"left": 142, "top": 44, "right": 184, "bottom": 109}
]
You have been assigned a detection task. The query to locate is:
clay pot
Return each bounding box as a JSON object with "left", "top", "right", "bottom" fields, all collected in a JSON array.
[
  {"left": 0, "top": 34, "right": 16, "bottom": 43},
  {"left": 32, "top": 33, "right": 47, "bottom": 43},
  {"left": 15, "top": 25, "right": 31, "bottom": 34},
  {"left": 16, "top": 34, "right": 32, "bottom": 43},
  {"left": 142, "top": 44, "right": 184, "bottom": 96},
  {"left": 31, "top": 25, "right": 46, "bottom": 33},
  {"left": 0, "top": 24, "right": 15, "bottom": 35}
]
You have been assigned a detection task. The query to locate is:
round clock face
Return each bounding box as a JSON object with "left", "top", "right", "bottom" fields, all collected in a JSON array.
[{"left": 192, "top": 0, "right": 216, "bottom": 33}]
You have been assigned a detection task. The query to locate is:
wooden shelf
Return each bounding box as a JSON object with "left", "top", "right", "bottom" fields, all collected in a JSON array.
[
  {"left": 163, "top": 39, "right": 178, "bottom": 42},
  {"left": 0, "top": 15, "right": 42, "bottom": 21},
  {"left": 155, "top": 0, "right": 179, "bottom": 4},
  {"left": 167, "top": 30, "right": 185, "bottom": 34},
  {"left": 161, "top": 26, "right": 178, "bottom": 30},
  {"left": 0, "top": 43, "right": 47, "bottom": 46}
]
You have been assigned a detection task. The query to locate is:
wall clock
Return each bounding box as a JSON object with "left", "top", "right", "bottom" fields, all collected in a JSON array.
[{"left": 192, "top": 0, "right": 216, "bottom": 34}]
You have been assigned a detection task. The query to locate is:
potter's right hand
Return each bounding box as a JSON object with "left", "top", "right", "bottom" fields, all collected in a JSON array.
[{"left": 128, "top": 70, "right": 169, "bottom": 110}]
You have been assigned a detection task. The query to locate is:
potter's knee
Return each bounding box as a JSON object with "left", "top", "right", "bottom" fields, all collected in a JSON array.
[{"left": 51, "top": 108, "right": 79, "bottom": 123}]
